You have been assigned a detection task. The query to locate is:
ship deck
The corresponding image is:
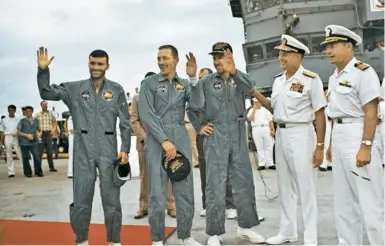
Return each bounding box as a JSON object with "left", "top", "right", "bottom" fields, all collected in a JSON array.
[{"left": 0, "top": 154, "right": 366, "bottom": 245}]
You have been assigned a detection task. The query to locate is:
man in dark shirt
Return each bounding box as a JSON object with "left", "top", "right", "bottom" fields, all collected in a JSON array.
[{"left": 17, "top": 106, "right": 43, "bottom": 177}]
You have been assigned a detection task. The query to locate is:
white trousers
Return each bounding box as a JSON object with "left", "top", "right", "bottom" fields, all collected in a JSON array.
[
  {"left": 275, "top": 124, "right": 317, "bottom": 244},
  {"left": 320, "top": 120, "right": 332, "bottom": 168},
  {"left": 67, "top": 134, "right": 73, "bottom": 176},
  {"left": 4, "top": 135, "right": 22, "bottom": 175},
  {"left": 332, "top": 123, "right": 384, "bottom": 245},
  {"left": 251, "top": 125, "right": 275, "bottom": 167}
]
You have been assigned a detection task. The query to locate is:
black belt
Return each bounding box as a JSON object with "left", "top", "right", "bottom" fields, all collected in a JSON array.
[{"left": 79, "top": 130, "right": 114, "bottom": 135}]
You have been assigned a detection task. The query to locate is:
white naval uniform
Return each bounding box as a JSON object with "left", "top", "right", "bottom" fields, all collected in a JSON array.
[
  {"left": 67, "top": 116, "right": 74, "bottom": 177},
  {"left": 247, "top": 106, "right": 275, "bottom": 167},
  {"left": 327, "top": 57, "right": 384, "bottom": 245},
  {"left": 0, "top": 116, "right": 22, "bottom": 176},
  {"left": 320, "top": 109, "right": 332, "bottom": 169},
  {"left": 269, "top": 65, "right": 326, "bottom": 245}
]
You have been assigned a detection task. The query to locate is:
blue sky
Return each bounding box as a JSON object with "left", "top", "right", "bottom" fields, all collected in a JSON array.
[{"left": 0, "top": 0, "right": 247, "bottom": 118}]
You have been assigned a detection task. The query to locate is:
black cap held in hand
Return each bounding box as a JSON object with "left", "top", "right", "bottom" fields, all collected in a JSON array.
[{"left": 162, "top": 151, "right": 191, "bottom": 182}]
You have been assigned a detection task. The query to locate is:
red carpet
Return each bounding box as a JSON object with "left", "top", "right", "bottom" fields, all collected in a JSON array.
[{"left": 0, "top": 220, "right": 176, "bottom": 245}]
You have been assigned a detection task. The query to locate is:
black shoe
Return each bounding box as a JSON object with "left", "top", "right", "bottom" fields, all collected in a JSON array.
[
  {"left": 8, "top": 174, "right": 15, "bottom": 178},
  {"left": 68, "top": 176, "right": 73, "bottom": 179},
  {"left": 49, "top": 168, "right": 57, "bottom": 172},
  {"left": 327, "top": 166, "right": 333, "bottom": 171},
  {"left": 268, "top": 166, "right": 276, "bottom": 170},
  {"left": 35, "top": 173, "right": 44, "bottom": 177},
  {"left": 25, "top": 174, "right": 32, "bottom": 178},
  {"left": 257, "top": 166, "right": 265, "bottom": 170},
  {"left": 319, "top": 167, "right": 327, "bottom": 172}
]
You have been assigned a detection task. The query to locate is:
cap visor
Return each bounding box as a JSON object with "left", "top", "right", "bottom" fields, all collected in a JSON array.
[
  {"left": 209, "top": 51, "right": 225, "bottom": 55},
  {"left": 274, "top": 45, "right": 298, "bottom": 52}
]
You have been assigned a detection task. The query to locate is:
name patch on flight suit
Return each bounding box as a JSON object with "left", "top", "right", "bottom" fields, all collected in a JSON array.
[
  {"left": 158, "top": 84, "right": 167, "bottom": 93},
  {"left": 81, "top": 91, "right": 90, "bottom": 100},
  {"left": 213, "top": 81, "right": 222, "bottom": 89},
  {"left": 174, "top": 82, "right": 185, "bottom": 91},
  {"left": 290, "top": 82, "right": 304, "bottom": 93},
  {"left": 338, "top": 81, "right": 352, "bottom": 88},
  {"left": 102, "top": 90, "right": 114, "bottom": 101}
]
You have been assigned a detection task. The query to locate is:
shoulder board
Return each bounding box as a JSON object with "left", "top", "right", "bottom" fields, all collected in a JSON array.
[
  {"left": 273, "top": 72, "right": 284, "bottom": 78},
  {"left": 303, "top": 70, "right": 317, "bottom": 78},
  {"left": 354, "top": 61, "right": 370, "bottom": 71}
]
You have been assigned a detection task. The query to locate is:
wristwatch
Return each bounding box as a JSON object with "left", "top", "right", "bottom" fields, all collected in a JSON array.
[
  {"left": 317, "top": 143, "right": 324, "bottom": 148},
  {"left": 361, "top": 140, "right": 372, "bottom": 146}
]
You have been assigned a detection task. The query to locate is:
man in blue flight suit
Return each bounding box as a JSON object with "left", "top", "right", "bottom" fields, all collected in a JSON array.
[
  {"left": 186, "top": 42, "right": 265, "bottom": 245},
  {"left": 138, "top": 45, "right": 199, "bottom": 245},
  {"left": 36, "top": 47, "right": 131, "bottom": 246}
]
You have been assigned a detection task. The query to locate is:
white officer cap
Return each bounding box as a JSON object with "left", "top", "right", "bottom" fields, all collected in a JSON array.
[
  {"left": 274, "top": 34, "right": 310, "bottom": 55},
  {"left": 321, "top": 25, "right": 362, "bottom": 46}
]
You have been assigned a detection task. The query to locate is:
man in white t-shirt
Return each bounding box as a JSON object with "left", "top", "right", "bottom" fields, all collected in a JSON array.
[
  {"left": 0, "top": 105, "right": 22, "bottom": 177},
  {"left": 247, "top": 98, "right": 276, "bottom": 170}
]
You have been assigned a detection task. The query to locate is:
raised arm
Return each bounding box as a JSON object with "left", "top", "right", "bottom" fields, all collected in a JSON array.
[
  {"left": 138, "top": 79, "right": 168, "bottom": 144},
  {"left": 37, "top": 47, "right": 70, "bottom": 105},
  {"left": 117, "top": 87, "right": 131, "bottom": 154}
]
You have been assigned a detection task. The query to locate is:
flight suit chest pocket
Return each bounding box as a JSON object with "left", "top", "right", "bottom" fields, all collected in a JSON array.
[
  {"left": 210, "top": 81, "right": 224, "bottom": 101},
  {"left": 336, "top": 81, "right": 354, "bottom": 94},
  {"left": 155, "top": 84, "right": 169, "bottom": 107}
]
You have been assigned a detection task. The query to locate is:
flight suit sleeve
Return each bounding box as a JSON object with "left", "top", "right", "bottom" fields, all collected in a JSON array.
[
  {"left": 37, "top": 67, "right": 71, "bottom": 106},
  {"left": 186, "top": 82, "right": 205, "bottom": 132},
  {"left": 310, "top": 76, "right": 327, "bottom": 112},
  {"left": 357, "top": 68, "right": 381, "bottom": 105},
  {"left": 138, "top": 79, "right": 168, "bottom": 144},
  {"left": 130, "top": 95, "right": 146, "bottom": 143},
  {"left": 0, "top": 120, "right": 4, "bottom": 132},
  {"left": 232, "top": 69, "right": 257, "bottom": 94},
  {"left": 117, "top": 87, "right": 131, "bottom": 153},
  {"left": 189, "top": 76, "right": 207, "bottom": 110}
]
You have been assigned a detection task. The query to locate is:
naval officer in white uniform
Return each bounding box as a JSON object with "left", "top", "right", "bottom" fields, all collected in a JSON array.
[
  {"left": 322, "top": 25, "right": 384, "bottom": 245},
  {"left": 250, "top": 34, "right": 327, "bottom": 245}
]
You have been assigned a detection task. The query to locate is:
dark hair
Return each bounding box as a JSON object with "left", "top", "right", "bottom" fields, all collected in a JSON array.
[
  {"left": 40, "top": 100, "right": 47, "bottom": 105},
  {"left": 25, "top": 106, "right": 34, "bottom": 112},
  {"left": 158, "top": 45, "right": 178, "bottom": 58},
  {"left": 89, "top": 49, "right": 109, "bottom": 64},
  {"left": 145, "top": 72, "right": 156, "bottom": 78},
  {"left": 200, "top": 68, "right": 213, "bottom": 74},
  {"left": 8, "top": 104, "right": 16, "bottom": 110}
]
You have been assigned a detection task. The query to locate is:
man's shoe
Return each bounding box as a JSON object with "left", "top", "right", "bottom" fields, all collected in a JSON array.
[
  {"left": 167, "top": 209, "right": 176, "bottom": 218},
  {"left": 207, "top": 235, "right": 222, "bottom": 245},
  {"left": 268, "top": 165, "right": 276, "bottom": 170},
  {"left": 200, "top": 209, "right": 206, "bottom": 217},
  {"left": 152, "top": 241, "right": 163, "bottom": 245},
  {"left": 318, "top": 167, "right": 327, "bottom": 172},
  {"left": 77, "top": 240, "right": 88, "bottom": 245},
  {"left": 35, "top": 173, "right": 44, "bottom": 177},
  {"left": 265, "top": 234, "right": 298, "bottom": 245},
  {"left": 237, "top": 227, "right": 265, "bottom": 244},
  {"left": 134, "top": 210, "right": 148, "bottom": 219},
  {"left": 257, "top": 166, "right": 265, "bottom": 170},
  {"left": 109, "top": 243, "right": 121, "bottom": 246},
  {"left": 8, "top": 174, "right": 15, "bottom": 178},
  {"left": 226, "top": 208, "right": 237, "bottom": 220},
  {"left": 181, "top": 237, "right": 201, "bottom": 245},
  {"left": 50, "top": 168, "right": 57, "bottom": 172}
]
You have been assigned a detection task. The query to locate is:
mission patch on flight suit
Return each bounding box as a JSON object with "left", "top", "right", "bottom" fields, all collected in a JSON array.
[{"left": 162, "top": 151, "right": 191, "bottom": 182}]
